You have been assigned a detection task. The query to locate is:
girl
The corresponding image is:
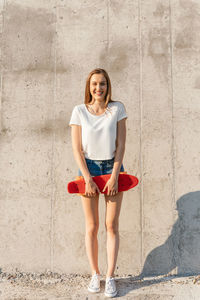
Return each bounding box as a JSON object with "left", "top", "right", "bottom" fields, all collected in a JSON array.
[{"left": 69, "top": 68, "right": 127, "bottom": 297}]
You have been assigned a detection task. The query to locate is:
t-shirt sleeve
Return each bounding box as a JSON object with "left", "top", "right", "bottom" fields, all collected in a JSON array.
[
  {"left": 69, "top": 106, "right": 81, "bottom": 126},
  {"left": 117, "top": 102, "right": 128, "bottom": 122}
]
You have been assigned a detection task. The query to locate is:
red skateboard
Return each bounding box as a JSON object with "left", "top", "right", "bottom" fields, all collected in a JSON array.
[{"left": 67, "top": 172, "right": 139, "bottom": 195}]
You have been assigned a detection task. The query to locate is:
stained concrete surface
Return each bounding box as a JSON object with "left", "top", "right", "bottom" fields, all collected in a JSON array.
[{"left": 0, "top": 0, "right": 200, "bottom": 283}]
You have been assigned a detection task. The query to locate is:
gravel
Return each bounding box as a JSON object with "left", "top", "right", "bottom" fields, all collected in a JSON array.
[{"left": 0, "top": 269, "right": 200, "bottom": 299}]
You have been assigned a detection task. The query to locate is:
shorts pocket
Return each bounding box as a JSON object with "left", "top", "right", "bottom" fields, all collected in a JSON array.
[
  {"left": 85, "top": 159, "right": 93, "bottom": 167},
  {"left": 106, "top": 161, "right": 114, "bottom": 169}
]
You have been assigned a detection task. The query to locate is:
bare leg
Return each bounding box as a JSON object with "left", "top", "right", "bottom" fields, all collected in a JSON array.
[
  {"left": 104, "top": 192, "right": 123, "bottom": 278},
  {"left": 81, "top": 194, "right": 100, "bottom": 275}
]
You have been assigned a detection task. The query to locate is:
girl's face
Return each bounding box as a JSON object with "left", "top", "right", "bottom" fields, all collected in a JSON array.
[{"left": 89, "top": 73, "right": 107, "bottom": 102}]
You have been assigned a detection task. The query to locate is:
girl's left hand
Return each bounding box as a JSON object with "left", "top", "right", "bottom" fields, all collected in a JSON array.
[{"left": 102, "top": 176, "right": 118, "bottom": 196}]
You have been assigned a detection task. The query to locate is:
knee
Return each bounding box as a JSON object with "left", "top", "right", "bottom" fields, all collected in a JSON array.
[
  {"left": 105, "top": 221, "right": 119, "bottom": 234},
  {"left": 86, "top": 222, "right": 99, "bottom": 237}
]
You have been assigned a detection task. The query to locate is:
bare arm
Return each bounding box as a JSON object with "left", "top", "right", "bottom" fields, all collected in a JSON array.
[
  {"left": 102, "top": 118, "right": 127, "bottom": 195},
  {"left": 70, "top": 125, "right": 100, "bottom": 196},
  {"left": 70, "top": 124, "right": 92, "bottom": 183},
  {"left": 111, "top": 118, "right": 127, "bottom": 180}
]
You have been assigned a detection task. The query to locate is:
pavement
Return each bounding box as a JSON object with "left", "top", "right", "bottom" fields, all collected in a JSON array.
[{"left": 0, "top": 271, "right": 200, "bottom": 299}]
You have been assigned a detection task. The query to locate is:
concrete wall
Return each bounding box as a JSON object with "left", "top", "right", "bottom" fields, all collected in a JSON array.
[{"left": 0, "top": 0, "right": 200, "bottom": 276}]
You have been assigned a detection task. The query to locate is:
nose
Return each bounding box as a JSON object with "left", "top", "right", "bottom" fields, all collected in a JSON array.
[{"left": 96, "top": 83, "right": 101, "bottom": 89}]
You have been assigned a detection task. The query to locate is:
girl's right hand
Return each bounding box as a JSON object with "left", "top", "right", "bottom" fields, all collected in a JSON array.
[{"left": 85, "top": 178, "right": 100, "bottom": 197}]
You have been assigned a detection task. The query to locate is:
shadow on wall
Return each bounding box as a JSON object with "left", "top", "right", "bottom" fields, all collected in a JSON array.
[{"left": 140, "top": 191, "right": 200, "bottom": 277}]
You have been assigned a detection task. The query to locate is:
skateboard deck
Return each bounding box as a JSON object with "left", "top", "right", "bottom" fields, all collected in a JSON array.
[{"left": 67, "top": 173, "right": 139, "bottom": 195}]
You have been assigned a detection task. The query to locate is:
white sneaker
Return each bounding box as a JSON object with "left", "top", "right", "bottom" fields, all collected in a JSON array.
[
  {"left": 87, "top": 272, "right": 101, "bottom": 293},
  {"left": 104, "top": 276, "right": 117, "bottom": 298}
]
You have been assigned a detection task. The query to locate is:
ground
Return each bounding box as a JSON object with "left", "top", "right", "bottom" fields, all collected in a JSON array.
[{"left": 0, "top": 271, "right": 200, "bottom": 299}]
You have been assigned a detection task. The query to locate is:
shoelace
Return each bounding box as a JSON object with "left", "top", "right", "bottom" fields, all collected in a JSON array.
[
  {"left": 106, "top": 278, "right": 116, "bottom": 292},
  {"left": 90, "top": 274, "right": 100, "bottom": 287}
]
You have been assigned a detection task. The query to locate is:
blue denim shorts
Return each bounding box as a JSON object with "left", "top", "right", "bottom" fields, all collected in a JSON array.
[{"left": 78, "top": 157, "right": 125, "bottom": 177}]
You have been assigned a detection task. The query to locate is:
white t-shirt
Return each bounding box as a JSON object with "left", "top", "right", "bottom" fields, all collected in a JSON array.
[{"left": 69, "top": 101, "right": 128, "bottom": 160}]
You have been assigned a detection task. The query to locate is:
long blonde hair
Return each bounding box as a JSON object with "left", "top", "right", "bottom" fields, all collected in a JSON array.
[{"left": 84, "top": 68, "right": 115, "bottom": 108}]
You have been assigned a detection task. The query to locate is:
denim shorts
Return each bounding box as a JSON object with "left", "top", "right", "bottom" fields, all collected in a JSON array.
[{"left": 78, "top": 157, "right": 125, "bottom": 177}]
